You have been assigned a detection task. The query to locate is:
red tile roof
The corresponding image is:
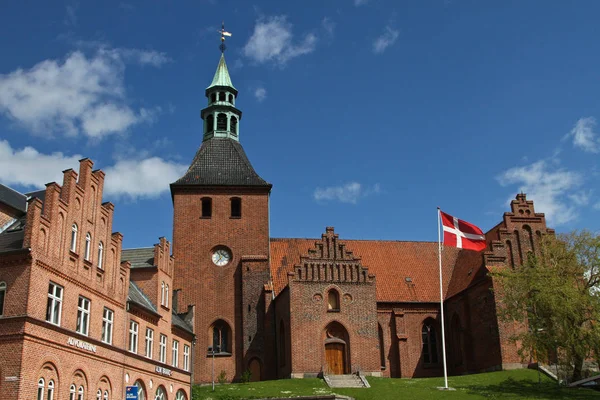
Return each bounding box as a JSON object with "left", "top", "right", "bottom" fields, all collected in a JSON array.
[{"left": 270, "top": 238, "right": 483, "bottom": 303}]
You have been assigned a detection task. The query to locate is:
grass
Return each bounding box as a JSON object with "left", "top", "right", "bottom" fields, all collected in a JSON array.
[{"left": 192, "top": 369, "right": 599, "bottom": 400}]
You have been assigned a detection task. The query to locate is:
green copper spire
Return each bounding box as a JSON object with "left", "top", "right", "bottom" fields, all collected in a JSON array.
[{"left": 207, "top": 54, "right": 236, "bottom": 91}]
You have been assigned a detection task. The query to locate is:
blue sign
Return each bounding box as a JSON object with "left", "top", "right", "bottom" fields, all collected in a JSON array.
[{"left": 126, "top": 386, "right": 138, "bottom": 400}]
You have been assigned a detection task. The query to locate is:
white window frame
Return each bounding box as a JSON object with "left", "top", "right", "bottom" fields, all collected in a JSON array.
[
  {"left": 103, "top": 390, "right": 108, "bottom": 400},
  {"left": 97, "top": 241, "right": 104, "bottom": 269},
  {"left": 129, "top": 320, "right": 139, "bottom": 353},
  {"left": 159, "top": 334, "right": 167, "bottom": 363},
  {"left": 69, "top": 384, "right": 76, "bottom": 400},
  {"left": 183, "top": 344, "right": 190, "bottom": 371},
  {"left": 70, "top": 223, "right": 78, "bottom": 252},
  {"left": 172, "top": 339, "right": 179, "bottom": 368},
  {"left": 145, "top": 328, "right": 154, "bottom": 359},
  {"left": 46, "top": 282, "right": 63, "bottom": 325},
  {"left": 161, "top": 282, "right": 165, "bottom": 306},
  {"left": 84, "top": 233, "right": 92, "bottom": 261},
  {"left": 37, "top": 378, "right": 45, "bottom": 400},
  {"left": 47, "top": 379, "right": 54, "bottom": 400},
  {"left": 165, "top": 284, "right": 169, "bottom": 308},
  {"left": 96, "top": 389, "right": 102, "bottom": 400},
  {"left": 76, "top": 296, "right": 91, "bottom": 336},
  {"left": 101, "top": 307, "right": 113, "bottom": 344},
  {"left": 77, "top": 386, "right": 84, "bottom": 400}
]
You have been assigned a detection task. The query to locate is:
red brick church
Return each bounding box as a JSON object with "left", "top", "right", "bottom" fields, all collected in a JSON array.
[
  {"left": 168, "top": 52, "right": 554, "bottom": 383},
  {"left": 0, "top": 50, "right": 554, "bottom": 397}
]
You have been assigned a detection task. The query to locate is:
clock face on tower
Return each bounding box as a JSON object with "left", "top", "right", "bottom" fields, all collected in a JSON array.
[{"left": 212, "top": 248, "right": 231, "bottom": 266}]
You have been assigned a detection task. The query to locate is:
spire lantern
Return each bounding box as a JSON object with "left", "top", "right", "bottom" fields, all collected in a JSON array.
[{"left": 200, "top": 22, "right": 242, "bottom": 143}]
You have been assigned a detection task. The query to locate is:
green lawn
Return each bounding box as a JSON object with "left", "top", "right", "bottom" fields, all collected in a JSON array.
[{"left": 192, "top": 369, "right": 599, "bottom": 400}]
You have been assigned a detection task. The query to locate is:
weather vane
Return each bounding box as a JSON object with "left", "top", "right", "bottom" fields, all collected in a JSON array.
[{"left": 219, "top": 21, "right": 232, "bottom": 53}]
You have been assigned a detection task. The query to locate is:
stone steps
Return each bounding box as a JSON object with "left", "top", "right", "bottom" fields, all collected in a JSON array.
[{"left": 323, "top": 374, "right": 369, "bottom": 388}]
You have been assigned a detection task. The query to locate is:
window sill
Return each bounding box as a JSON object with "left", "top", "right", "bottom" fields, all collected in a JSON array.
[
  {"left": 327, "top": 309, "right": 340, "bottom": 313},
  {"left": 83, "top": 259, "right": 92, "bottom": 269},
  {"left": 206, "top": 352, "right": 232, "bottom": 358},
  {"left": 160, "top": 305, "right": 170, "bottom": 311},
  {"left": 230, "top": 216, "right": 241, "bottom": 219},
  {"left": 200, "top": 216, "right": 212, "bottom": 219}
]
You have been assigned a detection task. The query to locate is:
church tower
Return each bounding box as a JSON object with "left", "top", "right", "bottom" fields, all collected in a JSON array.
[{"left": 171, "top": 38, "right": 273, "bottom": 383}]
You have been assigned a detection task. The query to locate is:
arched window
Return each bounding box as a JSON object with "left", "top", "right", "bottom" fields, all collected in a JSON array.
[
  {"left": 69, "top": 384, "right": 76, "bottom": 400},
  {"left": 165, "top": 284, "right": 169, "bottom": 308},
  {"left": 230, "top": 197, "right": 241, "bottom": 218},
  {"left": 97, "top": 242, "right": 104, "bottom": 269},
  {"left": 155, "top": 386, "right": 167, "bottom": 400},
  {"left": 37, "top": 378, "right": 45, "bottom": 400},
  {"left": 103, "top": 390, "right": 109, "bottom": 400},
  {"left": 96, "top": 389, "right": 102, "bottom": 400},
  {"left": 230, "top": 116, "right": 238, "bottom": 134},
  {"left": 47, "top": 380, "right": 54, "bottom": 400},
  {"left": 206, "top": 114, "right": 214, "bottom": 133},
  {"left": 0, "top": 281, "right": 6, "bottom": 316},
  {"left": 216, "top": 113, "right": 227, "bottom": 130},
  {"left": 210, "top": 320, "right": 231, "bottom": 354},
  {"left": 211, "top": 93, "right": 216, "bottom": 103},
  {"left": 78, "top": 386, "right": 84, "bottom": 400},
  {"left": 161, "top": 282, "right": 165, "bottom": 306},
  {"left": 70, "top": 224, "right": 78, "bottom": 252},
  {"left": 176, "top": 389, "right": 187, "bottom": 400},
  {"left": 133, "top": 380, "right": 146, "bottom": 400},
  {"left": 201, "top": 197, "right": 212, "bottom": 218},
  {"left": 327, "top": 289, "right": 340, "bottom": 311},
  {"left": 228, "top": 94, "right": 233, "bottom": 103},
  {"left": 421, "top": 320, "right": 439, "bottom": 364},
  {"left": 84, "top": 233, "right": 92, "bottom": 260},
  {"left": 218, "top": 92, "right": 225, "bottom": 101},
  {"left": 378, "top": 324, "right": 386, "bottom": 369}
]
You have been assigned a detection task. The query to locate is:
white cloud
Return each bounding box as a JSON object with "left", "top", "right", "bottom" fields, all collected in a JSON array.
[
  {"left": 314, "top": 182, "right": 380, "bottom": 204},
  {"left": 565, "top": 117, "right": 600, "bottom": 153},
  {"left": 354, "top": 0, "right": 369, "bottom": 5},
  {"left": 373, "top": 26, "right": 399, "bottom": 54},
  {"left": 0, "top": 48, "right": 166, "bottom": 139},
  {"left": 0, "top": 140, "right": 186, "bottom": 199},
  {"left": 321, "top": 17, "right": 335, "bottom": 38},
  {"left": 243, "top": 16, "right": 317, "bottom": 66},
  {"left": 254, "top": 87, "right": 267, "bottom": 102},
  {"left": 103, "top": 158, "right": 187, "bottom": 199},
  {"left": 497, "top": 160, "right": 585, "bottom": 225}
]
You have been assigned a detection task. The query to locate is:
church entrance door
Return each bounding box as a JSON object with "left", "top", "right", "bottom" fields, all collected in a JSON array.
[
  {"left": 325, "top": 343, "right": 346, "bottom": 375},
  {"left": 248, "top": 358, "right": 261, "bottom": 382}
]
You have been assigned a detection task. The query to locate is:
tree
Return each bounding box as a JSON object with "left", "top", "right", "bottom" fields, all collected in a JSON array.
[{"left": 492, "top": 230, "right": 600, "bottom": 383}]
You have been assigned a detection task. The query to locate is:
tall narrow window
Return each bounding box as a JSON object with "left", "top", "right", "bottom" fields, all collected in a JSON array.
[
  {"left": 230, "top": 197, "right": 241, "bottom": 218},
  {"left": 101, "top": 307, "right": 113, "bottom": 344},
  {"left": 37, "top": 378, "right": 45, "bottom": 400},
  {"left": 161, "top": 282, "right": 165, "bottom": 305},
  {"left": 183, "top": 344, "right": 190, "bottom": 371},
  {"left": 230, "top": 116, "right": 238, "bottom": 134},
  {"left": 218, "top": 92, "right": 225, "bottom": 101},
  {"left": 211, "top": 320, "right": 230, "bottom": 353},
  {"left": 103, "top": 390, "right": 108, "bottom": 400},
  {"left": 172, "top": 340, "right": 179, "bottom": 368},
  {"left": 47, "top": 380, "right": 54, "bottom": 400},
  {"left": 69, "top": 384, "right": 76, "bottom": 400},
  {"left": 96, "top": 390, "right": 102, "bottom": 400},
  {"left": 378, "top": 324, "right": 386, "bottom": 369},
  {"left": 159, "top": 334, "right": 167, "bottom": 363},
  {"left": 70, "top": 223, "right": 78, "bottom": 252},
  {"left": 76, "top": 296, "right": 91, "bottom": 335},
  {"left": 211, "top": 93, "right": 216, "bottom": 103},
  {"left": 165, "top": 284, "right": 169, "bottom": 308},
  {"left": 46, "top": 282, "right": 63, "bottom": 325},
  {"left": 129, "top": 320, "right": 139, "bottom": 353},
  {"left": 0, "top": 281, "right": 6, "bottom": 316},
  {"left": 145, "top": 328, "right": 154, "bottom": 358},
  {"left": 422, "top": 320, "right": 439, "bottom": 364},
  {"left": 78, "top": 386, "right": 84, "bottom": 400},
  {"left": 216, "top": 113, "right": 227, "bottom": 130},
  {"left": 97, "top": 242, "right": 104, "bottom": 269},
  {"left": 206, "top": 114, "right": 214, "bottom": 132},
  {"left": 201, "top": 198, "right": 212, "bottom": 218},
  {"left": 228, "top": 94, "right": 233, "bottom": 103},
  {"left": 327, "top": 289, "right": 340, "bottom": 311},
  {"left": 84, "top": 233, "right": 92, "bottom": 261}
]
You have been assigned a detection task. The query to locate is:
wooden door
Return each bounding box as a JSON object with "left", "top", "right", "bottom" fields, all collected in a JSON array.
[
  {"left": 249, "top": 359, "right": 261, "bottom": 382},
  {"left": 325, "top": 343, "right": 346, "bottom": 375}
]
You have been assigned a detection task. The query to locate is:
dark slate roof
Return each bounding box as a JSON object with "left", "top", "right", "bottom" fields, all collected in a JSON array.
[
  {"left": 0, "top": 217, "right": 26, "bottom": 253},
  {"left": 128, "top": 281, "right": 159, "bottom": 315},
  {"left": 121, "top": 248, "right": 155, "bottom": 269},
  {"left": 0, "top": 184, "right": 27, "bottom": 213},
  {"left": 172, "top": 312, "right": 194, "bottom": 334},
  {"left": 171, "top": 138, "right": 271, "bottom": 187}
]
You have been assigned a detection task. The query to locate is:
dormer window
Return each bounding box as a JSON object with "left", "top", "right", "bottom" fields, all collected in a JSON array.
[
  {"left": 201, "top": 197, "right": 212, "bottom": 218},
  {"left": 216, "top": 113, "right": 227, "bottom": 131},
  {"left": 70, "top": 223, "right": 78, "bottom": 253},
  {"left": 231, "top": 197, "right": 241, "bottom": 218},
  {"left": 84, "top": 233, "right": 92, "bottom": 261},
  {"left": 230, "top": 116, "right": 238, "bottom": 135}
]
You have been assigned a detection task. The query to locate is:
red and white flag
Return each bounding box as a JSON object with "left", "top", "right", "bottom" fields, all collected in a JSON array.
[{"left": 440, "top": 211, "right": 486, "bottom": 251}]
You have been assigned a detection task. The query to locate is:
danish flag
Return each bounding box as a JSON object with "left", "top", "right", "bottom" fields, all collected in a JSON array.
[{"left": 440, "top": 211, "right": 486, "bottom": 251}]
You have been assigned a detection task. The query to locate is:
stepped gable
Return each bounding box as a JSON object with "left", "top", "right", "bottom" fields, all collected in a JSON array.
[
  {"left": 270, "top": 228, "right": 463, "bottom": 303},
  {"left": 171, "top": 138, "right": 271, "bottom": 187}
]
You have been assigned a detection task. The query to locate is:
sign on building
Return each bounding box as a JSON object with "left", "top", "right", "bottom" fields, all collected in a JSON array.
[{"left": 125, "top": 386, "right": 138, "bottom": 400}]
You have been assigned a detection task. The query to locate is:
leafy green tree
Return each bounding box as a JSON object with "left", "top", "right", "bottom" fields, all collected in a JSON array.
[{"left": 492, "top": 230, "right": 600, "bottom": 382}]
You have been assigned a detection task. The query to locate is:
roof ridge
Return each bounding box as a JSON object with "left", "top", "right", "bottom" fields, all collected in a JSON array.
[{"left": 270, "top": 237, "right": 438, "bottom": 244}]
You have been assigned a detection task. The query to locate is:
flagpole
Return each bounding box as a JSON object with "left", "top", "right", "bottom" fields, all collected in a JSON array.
[{"left": 437, "top": 207, "right": 449, "bottom": 389}]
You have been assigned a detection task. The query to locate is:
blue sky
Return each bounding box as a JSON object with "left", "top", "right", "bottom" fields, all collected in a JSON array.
[{"left": 0, "top": 1, "right": 599, "bottom": 248}]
